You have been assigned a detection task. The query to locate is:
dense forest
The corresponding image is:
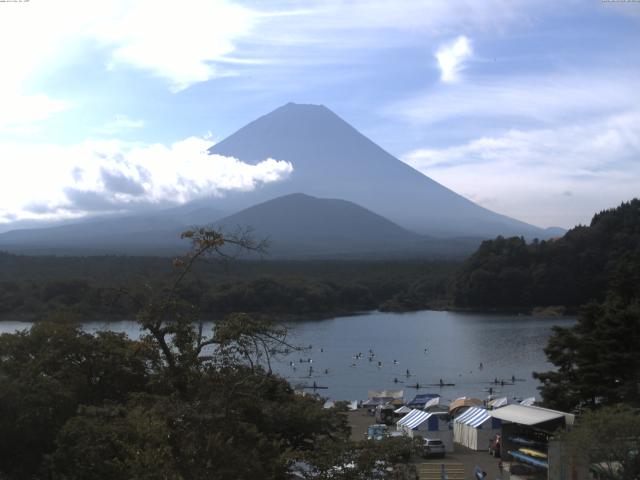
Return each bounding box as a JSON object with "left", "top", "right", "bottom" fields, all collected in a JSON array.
[
  {"left": 528, "top": 200, "right": 640, "bottom": 417},
  {"left": 0, "top": 252, "right": 456, "bottom": 320},
  {"left": 451, "top": 199, "right": 640, "bottom": 310},
  {"left": 0, "top": 230, "right": 419, "bottom": 479}
]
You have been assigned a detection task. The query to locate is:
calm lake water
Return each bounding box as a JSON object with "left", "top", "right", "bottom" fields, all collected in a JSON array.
[{"left": 0, "top": 310, "right": 574, "bottom": 403}]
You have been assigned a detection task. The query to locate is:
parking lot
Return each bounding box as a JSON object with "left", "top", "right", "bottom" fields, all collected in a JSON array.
[{"left": 348, "top": 410, "right": 504, "bottom": 479}]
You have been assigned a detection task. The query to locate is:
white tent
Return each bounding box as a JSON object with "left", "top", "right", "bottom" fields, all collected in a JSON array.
[
  {"left": 489, "top": 396, "right": 508, "bottom": 409},
  {"left": 397, "top": 409, "right": 453, "bottom": 452},
  {"left": 394, "top": 406, "right": 412, "bottom": 415},
  {"left": 453, "top": 407, "right": 502, "bottom": 451},
  {"left": 424, "top": 397, "right": 440, "bottom": 409}
]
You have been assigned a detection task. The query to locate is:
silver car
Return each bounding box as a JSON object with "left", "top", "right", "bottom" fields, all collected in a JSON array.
[{"left": 421, "top": 438, "right": 445, "bottom": 458}]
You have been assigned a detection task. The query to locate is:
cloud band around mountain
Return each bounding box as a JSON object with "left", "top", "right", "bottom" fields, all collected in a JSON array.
[{"left": 0, "top": 136, "right": 293, "bottom": 223}]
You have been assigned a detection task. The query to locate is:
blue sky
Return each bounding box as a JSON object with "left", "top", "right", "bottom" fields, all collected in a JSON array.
[{"left": 0, "top": 0, "right": 638, "bottom": 229}]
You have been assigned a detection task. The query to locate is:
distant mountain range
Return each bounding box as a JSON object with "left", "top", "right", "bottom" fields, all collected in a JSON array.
[{"left": 0, "top": 103, "right": 565, "bottom": 258}]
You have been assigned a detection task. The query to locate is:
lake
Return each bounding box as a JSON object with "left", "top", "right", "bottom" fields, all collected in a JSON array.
[{"left": 0, "top": 310, "right": 574, "bottom": 403}]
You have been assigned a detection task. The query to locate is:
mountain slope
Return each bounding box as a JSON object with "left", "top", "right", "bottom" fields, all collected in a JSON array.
[
  {"left": 0, "top": 205, "right": 224, "bottom": 255},
  {"left": 214, "top": 193, "right": 481, "bottom": 258},
  {"left": 208, "top": 102, "right": 550, "bottom": 238}
]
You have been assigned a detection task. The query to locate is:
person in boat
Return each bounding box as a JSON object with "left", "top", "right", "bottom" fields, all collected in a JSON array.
[
  {"left": 406, "top": 369, "right": 410, "bottom": 377},
  {"left": 415, "top": 382, "right": 420, "bottom": 389},
  {"left": 512, "top": 374, "right": 516, "bottom": 382},
  {"left": 313, "top": 381, "right": 317, "bottom": 389},
  {"left": 393, "top": 377, "right": 398, "bottom": 383},
  {"left": 494, "top": 378, "right": 498, "bottom": 384},
  {"left": 500, "top": 380, "right": 504, "bottom": 386},
  {"left": 439, "top": 378, "right": 444, "bottom": 386},
  {"left": 377, "top": 361, "right": 382, "bottom": 368},
  {"left": 479, "top": 362, "right": 483, "bottom": 369},
  {"left": 324, "top": 369, "right": 329, "bottom": 375},
  {"left": 489, "top": 387, "right": 493, "bottom": 395}
]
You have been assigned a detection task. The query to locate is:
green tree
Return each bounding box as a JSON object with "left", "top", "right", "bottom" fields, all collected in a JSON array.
[
  {"left": 534, "top": 297, "right": 640, "bottom": 412},
  {"left": 558, "top": 405, "right": 640, "bottom": 480},
  {"left": 0, "top": 322, "right": 152, "bottom": 478}
]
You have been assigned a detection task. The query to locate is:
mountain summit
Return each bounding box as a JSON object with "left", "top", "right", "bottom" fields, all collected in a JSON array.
[{"left": 209, "top": 103, "right": 547, "bottom": 238}]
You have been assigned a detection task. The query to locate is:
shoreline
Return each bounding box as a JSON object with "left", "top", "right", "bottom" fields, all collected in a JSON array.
[{"left": 0, "top": 305, "right": 577, "bottom": 324}]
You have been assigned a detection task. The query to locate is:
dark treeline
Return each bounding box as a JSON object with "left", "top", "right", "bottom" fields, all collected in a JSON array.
[
  {"left": 526, "top": 200, "right": 640, "bottom": 415},
  {"left": 0, "top": 253, "right": 457, "bottom": 320},
  {"left": 451, "top": 199, "right": 640, "bottom": 310}
]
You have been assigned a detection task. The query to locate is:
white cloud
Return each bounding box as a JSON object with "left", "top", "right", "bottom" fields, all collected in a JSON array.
[
  {"left": 403, "top": 112, "right": 640, "bottom": 228},
  {"left": 0, "top": 95, "right": 69, "bottom": 132},
  {"left": 0, "top": 136, "right": 293, "bottom": 224},
  {"left": 0, "top": 0, "right": 540, "bottom": 99},
  {"left": 0, "top": 0, "right": 261, "bottom": 100},
  {"left": 91, "top": 0, "right": 259, "bottom": 91},
  {"left": 94, "top": 115, "right": 145, "bottom": 135},
  {"left": 435, "top": 36, "right": 472, "bottom": 83},
  {"left": 388, "top": 71, "right": 639, "bottom": 126}
]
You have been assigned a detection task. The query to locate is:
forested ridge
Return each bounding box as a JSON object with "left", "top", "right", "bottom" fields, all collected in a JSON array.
[
  {"left": 451, "top": 199, "right": 640, "bottom": 310},
  {"left": 0, "top": 253, "right": 455, "bottom": 320},
  {"left": 522, "top": 200, "right": 640, "bottom": 417}
]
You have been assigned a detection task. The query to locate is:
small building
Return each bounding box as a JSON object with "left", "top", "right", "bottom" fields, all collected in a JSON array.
[
  {"left": 490, "top": 404, "right": 575, "bottom": 477},
  {"left": 396, "top": 409, "right": 453, "bottom": 452},
  {"left": 453, "top": 407, "right": 502, "bottom": 451}
]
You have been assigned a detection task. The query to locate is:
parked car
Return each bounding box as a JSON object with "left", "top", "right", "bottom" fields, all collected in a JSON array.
[
  {"left": 366, "top": 424, "right": 388, "bottom": 440},
  {"left": 420, "top": 438, "right": 445, "bottom": 458}
]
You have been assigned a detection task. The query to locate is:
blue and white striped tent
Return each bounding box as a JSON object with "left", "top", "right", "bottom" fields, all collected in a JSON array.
[
  {"left": 396, "top": 409, "right": 453, "bottom": 452},
  {"left": 453, "top": 407, "right": 502, "bottom": 451},
  {"left": 397, "top": 409, "right": 434, "bottom": 430}
]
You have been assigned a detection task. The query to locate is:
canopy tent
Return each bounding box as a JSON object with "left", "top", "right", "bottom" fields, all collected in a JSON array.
[
  {"left": 406, "top": 393, "right": 440, "bottom": 409},
  {"left": 363, "top": 390, "right": 404, "bottom": 407},
  {"left": 362, "top": 397, "right": 394, "bottom": 407},
  {"left": 520, "top": 397, "right": 536, "bottom": 406},
  {"left": 368, "top": 390, "right": 403, "bottom": 400},
  {"left": 397, "top": 409, "right": 453, "bottom": 452},
  {"left": 488, "top": 397, "right": 508, "bottom": 409},
  {"left": 449, "top": 397, "right": 483, "bottom": 415},
  {"left": 394, "top": 406, "right": 412, "bottom": 415},
  {"left": 424, "top": 396, "right": 441, "bottom": 409},
  {"left": 453, "top": 407, "right": 502, "bottom": 451},
  {"left": 490, "top": 404, "right": 574, "bottom": 427}
]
